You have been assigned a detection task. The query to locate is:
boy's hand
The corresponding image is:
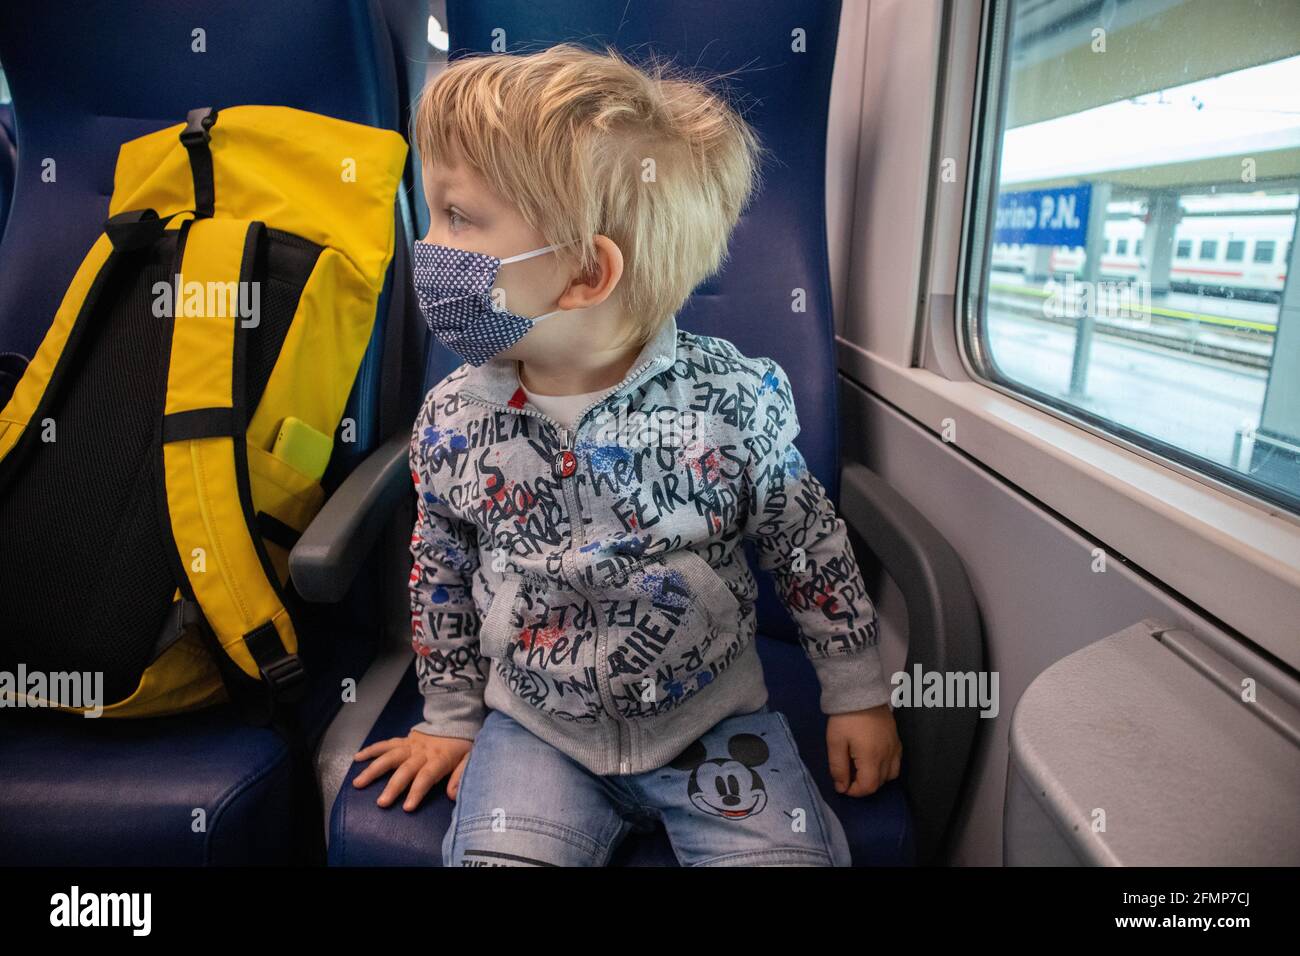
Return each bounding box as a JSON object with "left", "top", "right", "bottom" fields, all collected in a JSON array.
[
  {"left": 826, "top": 704, "right": 902, "bottom": 797},
  {"left": 352, "top": 730, "right": 474, "bottom": 811}
]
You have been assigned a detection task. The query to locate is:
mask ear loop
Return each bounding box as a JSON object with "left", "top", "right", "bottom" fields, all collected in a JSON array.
[
  {"left": 498, "top": 237, "right": 582, "bottom": 265},
  {"left": 499, "top": 244, "right": 561, "bottom": 265}
]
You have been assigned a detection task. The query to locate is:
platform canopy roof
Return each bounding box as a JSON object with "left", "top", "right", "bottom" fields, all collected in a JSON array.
[{"left": 1000, "top": 0, "right": 1300, "bottom": 193}]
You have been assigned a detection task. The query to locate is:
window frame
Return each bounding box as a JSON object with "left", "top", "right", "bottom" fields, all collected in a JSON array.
[
  {"left": 957, "top": 0, "right": 1299, "bottom": 520},
  {"left": 842, "top": 0, "right": 1300, "bottom": 669}
]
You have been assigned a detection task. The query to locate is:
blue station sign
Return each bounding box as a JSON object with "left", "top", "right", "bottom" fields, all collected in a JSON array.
[{"left": 994, "top": 184, "right": 1092, "bottom": 247}]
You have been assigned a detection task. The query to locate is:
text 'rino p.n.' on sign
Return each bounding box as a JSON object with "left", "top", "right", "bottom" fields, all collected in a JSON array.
[{"left": 994, "top": 184, "right": 1092, "bottom": 247}]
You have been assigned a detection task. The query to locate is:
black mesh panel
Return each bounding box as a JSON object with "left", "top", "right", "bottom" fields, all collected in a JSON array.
[{"left": 0, "top": 238, "right": 178, "bottom": 702}]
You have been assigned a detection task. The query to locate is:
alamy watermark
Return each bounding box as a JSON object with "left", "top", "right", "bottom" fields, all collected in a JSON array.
[
  {"left": 891, "top": 664, "right": 999, "bottom": 718},
  {"left": 50, "top": 886, "right": 151, "bottom": 936},
  {"left": 1043, "top": 273, "right": 1152, "bottom": 326},
  {"left": 152, "top": 276, "right": 260, "bottom": 327},
  {"left": 590, "top": 406, "right": 702, "bottom": 449},
  {"left": 0, "top": 664, "right": 104, "bottom": 717}
]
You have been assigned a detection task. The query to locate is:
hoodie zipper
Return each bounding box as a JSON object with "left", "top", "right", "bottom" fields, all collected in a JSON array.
[{"left": 458, "top": 354, "right": 666, "bottom": 774}]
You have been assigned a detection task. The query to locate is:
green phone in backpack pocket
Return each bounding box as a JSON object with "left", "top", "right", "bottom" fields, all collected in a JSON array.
[{"left": 271, "top": 416, "right": 333, "bottom": 482}]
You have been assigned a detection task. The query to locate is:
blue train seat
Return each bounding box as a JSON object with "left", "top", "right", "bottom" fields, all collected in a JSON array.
[
  {"left": 0, "top": 102, "right": 15, "bottom": 245},
  {"left": 0, "top": 101, "right": 18, "bottom": 398},
  {"left": 376, "top": 0, "right": 433, "bottom": 240},
  {"left": 0, "top": 0, "right": 430, "bottom": 865},
  {"left": 317, "top": 0, "right": 989, "bottom": 867}
]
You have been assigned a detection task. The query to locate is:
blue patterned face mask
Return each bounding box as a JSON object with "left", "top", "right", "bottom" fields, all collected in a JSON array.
[{"left": 412, "top": 240, "right": 568, "bottom": 366}]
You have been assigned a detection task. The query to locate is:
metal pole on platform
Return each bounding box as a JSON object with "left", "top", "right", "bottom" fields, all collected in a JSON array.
[{"left": 1068, "top": 181, "right": 1111, "bottom": 400}]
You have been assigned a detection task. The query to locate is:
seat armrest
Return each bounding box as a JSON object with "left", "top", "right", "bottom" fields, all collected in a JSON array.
[
  {"left": 838, "top": 461, "right": 984, "bottom": 864},
  {"left": 290, "top": 432, "right": 410, "bottom": 603},
  {"left": 1006, "top": 619, "right": 1300, "bottom": 865}
]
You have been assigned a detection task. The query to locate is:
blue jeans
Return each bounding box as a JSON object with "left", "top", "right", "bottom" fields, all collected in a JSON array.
[{"left": 442, "top": 706, "right": 853, "bottom": 866}]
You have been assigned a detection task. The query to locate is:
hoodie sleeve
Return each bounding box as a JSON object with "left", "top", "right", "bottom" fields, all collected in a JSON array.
[
  {"left": 408, "top": 394, "right": 489, "bottom": 741},
  {"left": 741, "top": 358, "right": 891, "bottom": 715}
]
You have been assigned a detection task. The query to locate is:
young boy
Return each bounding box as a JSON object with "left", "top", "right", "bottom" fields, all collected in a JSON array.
[{"left": 352, "top": 42, "right": 902, "bottom": 867}]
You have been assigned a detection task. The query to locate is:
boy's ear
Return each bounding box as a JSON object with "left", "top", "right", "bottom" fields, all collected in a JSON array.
[{"left": 560, "top": 234, "right": 624, "bottom": 309}]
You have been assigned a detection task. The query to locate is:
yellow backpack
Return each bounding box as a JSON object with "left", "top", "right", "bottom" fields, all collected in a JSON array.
[{"left": 0, "top": 106, "right": 408, "bottom": 720}]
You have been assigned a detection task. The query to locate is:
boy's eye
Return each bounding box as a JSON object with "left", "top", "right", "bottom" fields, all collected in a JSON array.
[{"left": 446, "top": 207, "right": 468, "bottom": 230}]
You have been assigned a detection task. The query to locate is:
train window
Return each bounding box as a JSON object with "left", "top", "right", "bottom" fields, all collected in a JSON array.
[{"left": 967, "top": 0, "right": 1300, "bottom": 516}]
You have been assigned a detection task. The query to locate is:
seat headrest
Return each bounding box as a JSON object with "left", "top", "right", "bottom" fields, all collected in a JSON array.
[{"left": 439, "top": 0, "right": 845, "bottom": 497}]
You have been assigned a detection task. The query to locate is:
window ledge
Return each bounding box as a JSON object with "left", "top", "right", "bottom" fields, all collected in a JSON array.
[{"left": 837, "top": 338, "right": 1300, "bottom": 670}]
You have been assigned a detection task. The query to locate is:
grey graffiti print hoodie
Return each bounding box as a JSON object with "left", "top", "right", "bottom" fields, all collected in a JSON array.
[{"left": 408, "top": 314, "right": 890, "bottom": 775}]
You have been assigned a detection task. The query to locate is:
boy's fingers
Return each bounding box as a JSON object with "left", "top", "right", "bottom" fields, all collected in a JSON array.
[
  {"left": 848, "top": 762, "right": 882, "bottom": 797},
  {"left": 889, "top": 752, "right": 902, "bottom": 780},
  {"left": 826, "top": 736, "right": 851, "bottom": 793},
  {"left": 377, "top": 759, "right": 420, "bottom": 808},
  {"left": 446, "top": 752, "right": 471, "bottom": 801},
  {"left": 353, "top": 748, "right": 406, "bottom": 789},
  {"left": 354, "top": 738, "right": 397, "bottom": 761},
  {"left": 403, "top": 764, "right": 444, "bottom": 812},
  {"left": 845, "top": 740, "right": 882, "bottom": 797}
]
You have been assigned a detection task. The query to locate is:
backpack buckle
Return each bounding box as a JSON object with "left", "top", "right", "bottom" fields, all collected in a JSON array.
[
  {"left": 259, "top": 653, "right": 307, "bottom": 705},
  {"left": 179, "top": 107, "right": 218, "bottom": 147}
]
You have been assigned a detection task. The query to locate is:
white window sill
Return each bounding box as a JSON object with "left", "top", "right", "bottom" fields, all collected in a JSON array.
[{"left": 837, "top": 337, "right": 1300, "bottom": 670}]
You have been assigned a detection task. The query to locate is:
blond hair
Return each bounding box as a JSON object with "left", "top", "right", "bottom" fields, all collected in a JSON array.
[{"left": 410, "top": 42, "right": 766, "bottom": 349}]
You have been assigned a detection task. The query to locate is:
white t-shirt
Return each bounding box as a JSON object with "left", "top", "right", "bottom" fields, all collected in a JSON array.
[{"left": 521, "top": 383, "right": 613, "bottom": 432}]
